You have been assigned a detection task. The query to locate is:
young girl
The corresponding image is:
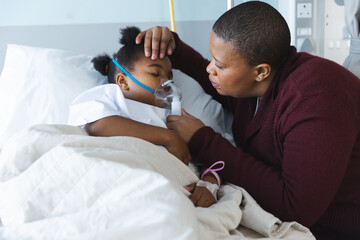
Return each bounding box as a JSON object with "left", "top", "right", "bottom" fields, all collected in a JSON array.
[{"left": 68, "top": 26, "right": 223, "bottom": 208}]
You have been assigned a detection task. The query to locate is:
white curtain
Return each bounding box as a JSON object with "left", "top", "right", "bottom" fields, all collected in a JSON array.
[{"left": 343, "top": 0, "right": 360, "bottom": 78}]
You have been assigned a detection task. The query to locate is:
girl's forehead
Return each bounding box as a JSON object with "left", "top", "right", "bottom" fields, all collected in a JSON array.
[{"left": 137, "top": 55, "right": 172, "bottom": 70}]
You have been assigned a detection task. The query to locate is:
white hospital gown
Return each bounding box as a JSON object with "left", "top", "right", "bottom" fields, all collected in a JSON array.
[{"left": 68, "top": 84, "right": 167, "bottom": 129}]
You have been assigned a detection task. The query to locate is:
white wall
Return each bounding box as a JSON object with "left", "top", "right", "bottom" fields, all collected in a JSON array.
[
  {"left": 0, "top": 0, "right": 291, "bottom": 71},
  {"left": 0, "top": 0, "right": 284, "bottom": 27},
  {"left": 0, "top": 0, "right": 228, "bottom": 27},
  {"left": 323, "top": 0, "right": 350, "bottom": 64}
]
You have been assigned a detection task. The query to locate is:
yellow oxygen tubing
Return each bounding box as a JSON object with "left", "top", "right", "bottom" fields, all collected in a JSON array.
[{"left": 169, "top": 0, "right": 176, "bottom": 32}]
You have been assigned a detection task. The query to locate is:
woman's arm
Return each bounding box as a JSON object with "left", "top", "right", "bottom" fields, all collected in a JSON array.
[
  {"left": 85, "top": 115, "right": 191, "bottom": 165},
  {"left": 189, "top": 95, "right": 358, "bottom": 227}
]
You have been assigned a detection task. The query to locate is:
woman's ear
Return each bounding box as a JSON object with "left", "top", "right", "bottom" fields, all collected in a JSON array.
[
  {"left": 255, "top": 64, "right": 271, "bottom": 82},
  {"left": 116, "top": 73, "right": 130, "bottom": 91}
]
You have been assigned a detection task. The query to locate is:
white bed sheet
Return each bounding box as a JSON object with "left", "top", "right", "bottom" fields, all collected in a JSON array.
[{"left": 0, "top": 124, "right": 314, "bottom": 240}]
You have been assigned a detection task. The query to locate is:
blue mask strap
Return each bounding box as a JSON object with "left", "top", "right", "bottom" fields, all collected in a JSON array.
[{"left": 112, "top": 58, "right": 159, "bottom": 93}]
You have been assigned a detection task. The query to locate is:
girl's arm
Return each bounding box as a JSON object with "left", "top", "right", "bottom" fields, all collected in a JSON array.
[{"left": 85, "top": 115, "right": 191, "bottom": 165}]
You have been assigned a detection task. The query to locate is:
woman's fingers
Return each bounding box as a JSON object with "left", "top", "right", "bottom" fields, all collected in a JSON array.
[
  {"left": 166, "top": 114, "right": 181, "bottom": 123},
  {"left": 181, "top": 108, "right": 192, "bottom": 118},
  {"left": 144, "top": 33, "right": 153, "bottom": 57},
  {"left": 135, "top": 26, "right": 175, "bottom": 60},
  {"left": 160, "top": 27, "right": 174, "bottom": 58},
  {"left": 150, "top": 27, "right": 162, "bottom": 60},
  {"left": 135, "top": 31, "right": 145, "bottom": 44}
]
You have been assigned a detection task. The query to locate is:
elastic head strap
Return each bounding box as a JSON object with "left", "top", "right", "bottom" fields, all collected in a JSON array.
[{"left": 112, "top": 58, "right": 159, "bottom": 93}]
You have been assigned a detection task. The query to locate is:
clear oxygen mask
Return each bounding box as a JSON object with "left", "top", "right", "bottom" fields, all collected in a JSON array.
[{"left": 154, "top": 78, "right": 182, "bottom": 116}]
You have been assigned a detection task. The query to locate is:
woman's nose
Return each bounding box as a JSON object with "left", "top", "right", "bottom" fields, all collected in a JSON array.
[{"left": 206, "top": 59, "right": 216, "bottom": 75}]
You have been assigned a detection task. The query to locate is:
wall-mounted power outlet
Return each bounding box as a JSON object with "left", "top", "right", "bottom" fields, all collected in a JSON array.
[
  {"left": 295, "top": 0, "right": 315, "bottom": 54},
  {"left": 297, "top": 3, "right": 312, "bottom": 18}
]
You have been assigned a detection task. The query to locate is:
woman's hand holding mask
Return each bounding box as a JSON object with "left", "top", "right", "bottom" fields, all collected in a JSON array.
[{"left": 166, "top": 108, "right": 205, "bottom": 143}]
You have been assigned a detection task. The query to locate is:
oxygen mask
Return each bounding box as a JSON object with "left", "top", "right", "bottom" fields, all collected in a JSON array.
[{"left": 154, "top": 78, "right": 182, "bottom": 116}]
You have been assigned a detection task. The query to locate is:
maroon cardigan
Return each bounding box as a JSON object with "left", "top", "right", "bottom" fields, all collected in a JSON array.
[{"left": 169, "top": 33, "right": 360, "bottom": 239}]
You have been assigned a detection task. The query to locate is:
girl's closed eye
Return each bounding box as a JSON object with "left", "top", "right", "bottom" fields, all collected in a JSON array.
[{"left": 150, "top": 72, "right": 160, "bottom": 77}]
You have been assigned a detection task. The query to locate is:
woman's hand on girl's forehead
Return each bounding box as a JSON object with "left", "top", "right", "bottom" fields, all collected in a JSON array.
[{"left": 135, "top": 26, "right": 176, "bottom": 60}]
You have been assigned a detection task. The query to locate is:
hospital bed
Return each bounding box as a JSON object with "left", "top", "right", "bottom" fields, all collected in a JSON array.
[{"left": 0, "top": 23, "right": 315, "bottom": 240}]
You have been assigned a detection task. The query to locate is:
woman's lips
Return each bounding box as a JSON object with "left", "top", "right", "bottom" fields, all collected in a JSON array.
[{"left": 210, "top": 78, "right": 220, "bottom": 89}]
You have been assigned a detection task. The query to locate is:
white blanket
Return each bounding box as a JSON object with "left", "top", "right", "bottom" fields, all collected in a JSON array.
[{"left": 0, "top": 124, "right": 315, "bottom": 240}]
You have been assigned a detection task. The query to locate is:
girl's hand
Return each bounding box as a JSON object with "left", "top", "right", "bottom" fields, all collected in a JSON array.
[
  {"left": 135, "top": 26, "right": 176, "bottom": 60},
  {"left": 165, "top": 131, "right": 191, "bottom": 165},
  {"left": 184, "top": 183, "right": 217, "bottom": 208},
  {"left": 166, "top": 108, "right": 205, "bottom": 143}
]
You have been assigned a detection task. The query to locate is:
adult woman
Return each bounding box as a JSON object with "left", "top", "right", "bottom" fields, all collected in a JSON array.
[{"left": 136, "top": 1, "right": 360, "bottom": 239}]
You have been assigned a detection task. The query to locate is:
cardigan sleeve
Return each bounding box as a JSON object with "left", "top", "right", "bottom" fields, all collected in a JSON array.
[{"left": 189, "top": 94, "right": 359, "bottom": 228}]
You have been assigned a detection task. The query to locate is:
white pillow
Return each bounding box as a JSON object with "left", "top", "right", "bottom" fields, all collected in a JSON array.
[
  {"left": 0, "top": 44, "right": 232, "bottom": 147},
  {"left": 0, "top": 44, "right": 107, "bottom": 146}
]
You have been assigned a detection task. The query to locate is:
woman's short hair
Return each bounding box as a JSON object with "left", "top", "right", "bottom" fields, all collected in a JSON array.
[{"left": 212, "top": 1, "right": 291, "bottom": 69}]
